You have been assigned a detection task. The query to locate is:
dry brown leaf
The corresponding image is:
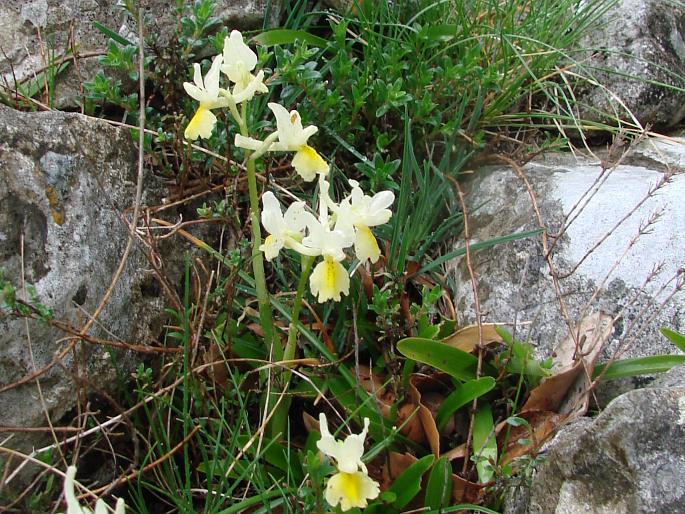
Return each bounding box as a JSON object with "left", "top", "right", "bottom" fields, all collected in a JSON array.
[
  {"left": 442, "top": 323, "right": 505, "bottom": 353},
  {"left": 397, "top": 402, "right": 425, "bottom": 444},
  {"left": 408, "top": 374, "right": 451, "bottom": 456},
  {"left": 497, "top": 409, "right": 566, "bottom": 464},
  {"left": 521, "top": 312, "right": 612, "bottom": 416}
]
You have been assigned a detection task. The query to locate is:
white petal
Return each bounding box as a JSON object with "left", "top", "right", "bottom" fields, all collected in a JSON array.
[
  {"left": 234, "top": 134, "right": 264, "bottom": 151},
  {"left": 223, "top": 30, "right": 258, "bottom": 74},
  {"left": 261, "top": 191, "right": 284, "bottom": 235},
  {"left": 64, "top": 466, "right": 84, "bottom": 514},
  {"left": 370, "top": 190, "right": 395, "bottom": 212},
  {"left": 183, "top": 82, "right": 206, "bottom": 103},
  {"left": 205, "top": 54, "right": 224, "bottom": 98},
  {"left": 94, "top": 500, "right": 108, "bottom": 514},
  {"left": 193, "top": 62, "right": 204, "bottom": 89},
  {"left": 283, "top": 201, "right": 310, "bottom": 232},
  {"left": 259, "top": 234, "right": 283, "bottom": 261},
  {"left": 232, "top": 70, "right": 268, "bottom": 104},
  {"left": 316, "top": 414, "right": 369, "bottom": 473},
  {"left": 114, "top": 498, "right": 126, "bottom": 514}
]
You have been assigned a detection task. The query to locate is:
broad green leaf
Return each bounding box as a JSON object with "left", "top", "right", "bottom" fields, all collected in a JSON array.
[
  {"left": 93, "top": 21, "right": 134, "bottom": 46},
  {"left": 389, "top": 454, "right": 435, "bottom": 509},
  {"left": 472, "top": 403, "right": 497, "bottom": 484},
  {"left": 593, "top": 355, "right": 685, "bottom": 380},
  {"left": 251, "top": 29, "right": 327, "bottom": 48},
  {"left": 436, "top": 377, "right": 496, "bottom": 430},
  {"left": 661, "top": 327, "right": 685, "bottom": 353},
  {"left": 397, "top": 338, "right": 477, "bottom": 381},
  {"left": 424, "top": 456, "right": 452, "bottom": 510}
]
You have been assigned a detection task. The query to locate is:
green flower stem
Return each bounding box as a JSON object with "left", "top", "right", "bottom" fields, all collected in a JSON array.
[
  {"left": 284, "top": 255, "right": 315, "bottom": 363},
  {"left": 239, "top": 102, "right": 279, "bottom": 362},
  {"left": 270, "top": 254, "right": 315, "bottom": 439}
]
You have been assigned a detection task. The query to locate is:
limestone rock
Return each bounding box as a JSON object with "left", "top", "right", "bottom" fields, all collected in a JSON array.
[
  {"left": 451, "top": 139, "right": 685, "bottom": 404},
  {"left": 0, "top": 0, "right": 281, "bottom": 108},
  {"left": 0, "top": 104, "right": 164, "bottom": 477},
  {"left": 506, "top": 385, "right": 685, "bottom": 513},
  {"left": 575, "top": 0, "right": 685, "bottom": 128}
]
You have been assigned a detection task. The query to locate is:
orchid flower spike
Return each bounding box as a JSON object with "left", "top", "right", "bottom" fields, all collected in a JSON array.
[
  {"left": 63, "top": 466, "right": 126, "bottom": 514},
  {"left": 317, "top": 413, "right": 380, "bottom": 511},
  {"left": 221, "top": 30, "right": 268, "bottom": 103},
  {"left": 336, "top": 179, "right": 395, "bottom": 263},
  {"left": 234, "top": 102, "right": 329, "bottom": 181},
  {"left": 183, "top": 55, "right": 229, "bottom": 140}
]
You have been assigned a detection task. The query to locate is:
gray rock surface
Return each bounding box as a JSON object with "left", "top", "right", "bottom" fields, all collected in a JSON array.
[
  {"left": 506, "top": 384, "right": 685, "bottom": 513},
  {"left": 575, "top": 0, "right": 685, "bottom": 128},
  {"left": 0, "top": 105, "right": 165, "bottom": 475},
  {"left": 0, "top": 0, "right": 281, "bottom": 108},
  {"left": 452, "top": 138, "right": 685, "bottom": 400}
]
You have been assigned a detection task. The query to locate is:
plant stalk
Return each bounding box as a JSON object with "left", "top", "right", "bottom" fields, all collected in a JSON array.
[
  {"left": 239, "top": 102, "right": 278, "bottom": 360},
  {"left": 270, "top": 254, "right": 314, "bottom": 439}
]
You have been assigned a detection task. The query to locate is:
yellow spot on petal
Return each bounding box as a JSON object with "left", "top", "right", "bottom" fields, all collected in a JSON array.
[
  {"left": 354, "top": 225, "right": 380, "bottom": 263},
  {"left": 310, "top": 257, "right": 349, "bottom": 302},
  {"left": 292, "top": 145, "right": 329, "bottom": 182},
  {"left": 325, "top": 471, "right": 380, "bottom": 511},
  {"left": 185, "top": 107, "right": 217, "bottom": 140}
]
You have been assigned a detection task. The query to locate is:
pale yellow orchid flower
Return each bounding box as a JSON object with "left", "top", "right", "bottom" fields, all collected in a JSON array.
[
  {"left": 317, "top": 413, "right": 380, "bottom": 511},
  {"left": 183, "top": 54, "right": 229, "bottom": 140},
  {"left": 335, "top": 179, "right": 395, "bottom": 263},
  {"left": 234, "top": 102, "right": 329, "bottom": 181},
  {"left": 221, "top": 30, "right": 268, "bottom": 102}
]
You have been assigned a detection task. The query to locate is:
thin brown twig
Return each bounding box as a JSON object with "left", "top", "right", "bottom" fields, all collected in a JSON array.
[
  {"left": 497, "top": 154, "right": 580, "bottom": 349},
  {"left": 449, "top": 176, "right": 485, "bottom": 476}
]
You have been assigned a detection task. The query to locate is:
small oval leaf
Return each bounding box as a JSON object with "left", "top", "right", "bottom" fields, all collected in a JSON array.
[
  {"left": 436, "top": 377, "right": 497, "bottom": 431},
  {"left": 397, "top": 338, "right": 478, "bottom": 381}
]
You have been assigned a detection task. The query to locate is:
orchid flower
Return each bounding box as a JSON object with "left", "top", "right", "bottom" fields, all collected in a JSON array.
[
  {"left": 183, "top": 55, "right": 229, "bottom": 140},
  {"left": 335, "top": 179, "right": 395, "bottom": 263},
  {"left": 317, "top": 413, "right": 380, "bottom": 511},
  {"left": 234, "top": 102, "right": 329, "bottom": 181},
  {"left": 63, "top": 466, "right": 125, "bottom": 514},
  {"left": 301, "top": 179, "right": 355, "bottom": 302},
  {"left": 259, "top": 192, "right": 319, "bottom": 261},
  {"left": 220, "top": 30, "right": 268, "bottom": 103}
]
